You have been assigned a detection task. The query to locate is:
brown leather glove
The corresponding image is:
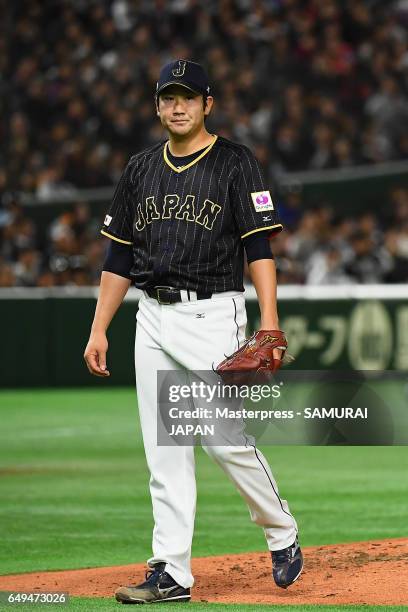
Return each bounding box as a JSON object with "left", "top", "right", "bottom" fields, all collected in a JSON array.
[{"left": 215, "top": 330, "right": 289, "bottom": 386}]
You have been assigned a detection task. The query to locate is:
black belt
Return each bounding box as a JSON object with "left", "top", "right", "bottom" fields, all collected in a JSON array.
[{"left": 146, "top": 286, "right": 212, "bottom": 305}]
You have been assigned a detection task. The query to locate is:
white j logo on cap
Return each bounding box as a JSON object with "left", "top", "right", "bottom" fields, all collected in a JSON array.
[{"left": 172, "top": 60, "right": 187, "bottom": 77}]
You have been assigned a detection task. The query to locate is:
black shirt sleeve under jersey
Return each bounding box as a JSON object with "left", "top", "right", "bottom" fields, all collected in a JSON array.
[
  {"left": 101, "top": 162, "right": 133, "bottom": 245},
  {"left": 103, "top": 240, "right": 133, "bottom": 279},
  {"left": 243, "top": 230, "right": 274, "bottom": 264},
  {"left": 231, "top": 147, "right": 283, "bottom": 240}
]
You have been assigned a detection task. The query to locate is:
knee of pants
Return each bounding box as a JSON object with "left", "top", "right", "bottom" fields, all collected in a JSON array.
[{"left": 202, "top": 444, "right": 236, "bottom": 465}]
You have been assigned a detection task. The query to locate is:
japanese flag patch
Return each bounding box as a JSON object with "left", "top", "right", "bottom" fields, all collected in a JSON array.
[
  {"left": 251, "top": 191, "right": 274, "bottom": 212},
  {"left": 104, "top": 214, "right": 112, "bottom": 226}
]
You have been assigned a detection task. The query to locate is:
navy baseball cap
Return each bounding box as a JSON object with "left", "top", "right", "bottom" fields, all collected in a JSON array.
[{"left": 156, "top": 60, "right": 210, "bottom": 99}]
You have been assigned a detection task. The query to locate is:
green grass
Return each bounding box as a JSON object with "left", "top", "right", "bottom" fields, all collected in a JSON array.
[
  {"left": 0, "top": 389, "right": 407, "bottom": 577},
  {"left": 69, "top": 598, "right": 407, "bottom": 612},
  {"left": 0, "top": 600, "right": 406, "bottom": 611}
]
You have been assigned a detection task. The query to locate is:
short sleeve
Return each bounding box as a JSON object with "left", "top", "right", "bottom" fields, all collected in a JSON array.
[
  {"left": 231, "top": 147, "right": 283, "bottom": 240},
  {"left": 101, "top": 162, "right": 133, "bottom": 245}
]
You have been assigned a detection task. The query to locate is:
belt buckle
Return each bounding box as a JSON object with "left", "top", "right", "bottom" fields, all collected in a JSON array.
[{"left": 155, "top": 286, "right": 174, "bottom": 305}]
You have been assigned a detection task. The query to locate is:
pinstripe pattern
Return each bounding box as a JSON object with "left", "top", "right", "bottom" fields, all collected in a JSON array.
[{"left": 101, "top": 137, "right": 283, "bottom": 291}]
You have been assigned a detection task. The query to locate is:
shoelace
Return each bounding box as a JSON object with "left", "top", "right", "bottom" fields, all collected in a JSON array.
[
  {"left": 273, "top": 548, "right": 292, "bottom": 564},
  {"left": 273, "top": 539, "right": 300, "bottom": 565},
  {"left": 144, "top": 566, "right": 165, "bottom": 585}
]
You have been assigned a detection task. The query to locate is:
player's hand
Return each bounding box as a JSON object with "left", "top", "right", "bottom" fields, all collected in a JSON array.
[{"left": 84, "top": 331, "right": 110, "bottom": 377}]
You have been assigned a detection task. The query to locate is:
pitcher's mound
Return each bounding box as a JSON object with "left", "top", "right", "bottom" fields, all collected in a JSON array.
[{"left": 0, "top": 538, "right": 407, "bottom": 605}]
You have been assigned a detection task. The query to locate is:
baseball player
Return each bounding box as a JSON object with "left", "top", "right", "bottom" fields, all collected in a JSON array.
[{"left": 84, "top": 60, "right": 303, "bottom": 604}]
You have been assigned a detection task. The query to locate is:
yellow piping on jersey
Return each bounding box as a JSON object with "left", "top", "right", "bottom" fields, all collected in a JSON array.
[
  {"left": 163, "top": 135, "right": 218, "bottom": 173},
  {"left": 241, "top": 224, "right": 283, "bottom": 239},
  {"left": 101, "top": 230, "right": 132, "bottom": 245}
]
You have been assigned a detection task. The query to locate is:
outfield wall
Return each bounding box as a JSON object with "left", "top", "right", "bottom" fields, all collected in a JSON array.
[{"left": 1, "top": 285, "right": 407, "bottom": 387}]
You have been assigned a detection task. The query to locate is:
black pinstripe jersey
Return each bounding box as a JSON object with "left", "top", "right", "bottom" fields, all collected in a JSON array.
[{"left": 101, "top": 135, "right": 283, "bottom": 292}]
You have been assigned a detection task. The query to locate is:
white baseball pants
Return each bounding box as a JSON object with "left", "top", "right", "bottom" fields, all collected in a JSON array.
[{"left": 134, "top": 290, "right": 298, "bottom": 588}]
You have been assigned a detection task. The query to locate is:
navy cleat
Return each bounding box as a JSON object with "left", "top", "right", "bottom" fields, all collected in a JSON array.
[
  {"left": 271, "top": 536, "right": 303, "bottom": 589},
  {"left": 115, "top": 562, "right": 191, "bottom": 604}
]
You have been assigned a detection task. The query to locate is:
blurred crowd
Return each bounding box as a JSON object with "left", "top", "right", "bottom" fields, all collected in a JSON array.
[
  {"left": 2, "top": 0, "right": 408, "bottom": 198},
  {"left": 2, "top": 0, "right": 408, "bottom": 288},
  {"left": 1, "top": 187, "right": 408, "bottom": 287},
  {"left": 272, "top": 187, "right": 408, "bottom": 284}
]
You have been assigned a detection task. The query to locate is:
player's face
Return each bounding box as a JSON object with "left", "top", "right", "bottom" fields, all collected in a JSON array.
[{"left": 157, "top": 86, "right": 213, "bottom": 137}]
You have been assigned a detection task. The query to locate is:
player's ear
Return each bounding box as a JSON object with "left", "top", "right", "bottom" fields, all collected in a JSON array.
[{"left": 204, "top": 96, "right": 214, "bottom": 116}]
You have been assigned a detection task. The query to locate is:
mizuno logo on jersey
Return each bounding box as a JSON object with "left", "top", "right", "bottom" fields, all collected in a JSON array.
[
  {"left": 134, "top": 195, "right": 221, "bottom": 232},
  {"left": 251, "top": 191, "right": 274, "bottom": 212}
]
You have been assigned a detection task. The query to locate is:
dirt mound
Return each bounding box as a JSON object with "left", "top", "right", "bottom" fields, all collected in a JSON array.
[{"left": 0, "top": 538, "right": 407, "bottom": 605}]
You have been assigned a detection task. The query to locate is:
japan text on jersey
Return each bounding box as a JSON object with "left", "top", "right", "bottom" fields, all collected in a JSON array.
[{"left": 101, "top": 136, "right": 283, "bottom": 293}]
